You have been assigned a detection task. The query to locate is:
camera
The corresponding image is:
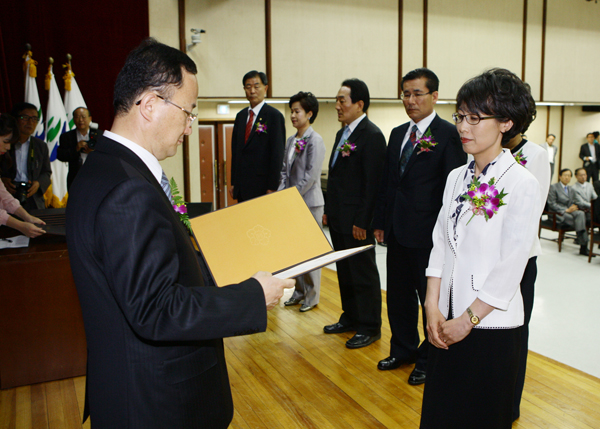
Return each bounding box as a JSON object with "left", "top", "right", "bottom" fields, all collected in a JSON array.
[
  {"left": 13, "top": 181, "right": 30, "bottom": 204},
  {"left": 87, "top": 129, "right": 99, "bottom": 149}
]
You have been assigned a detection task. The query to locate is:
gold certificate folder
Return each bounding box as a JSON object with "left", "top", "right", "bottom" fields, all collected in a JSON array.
[{"left": 190, "top": 188, "right": 333, "bottom": 286}]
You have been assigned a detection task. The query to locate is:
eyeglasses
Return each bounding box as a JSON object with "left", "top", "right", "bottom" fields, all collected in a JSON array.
[
  {"left": 18, "top": 115, "right": 39, "bottom": 123},
  {"left": 400, "top": 92, "right": 431, "bottom": 100},
  {"left": 135, "top": 95, "right": 198, "bottom": 123},
  {"left": 452, "top": 113, "right": 503, "bottom": 125},
  {"left": 244, "top": 83, "right": 263, "bottom": 91}
]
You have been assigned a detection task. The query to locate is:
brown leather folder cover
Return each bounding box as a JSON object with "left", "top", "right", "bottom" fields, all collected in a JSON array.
[{"left": 190, "top": 188, "right": 332, "bottom": 286}]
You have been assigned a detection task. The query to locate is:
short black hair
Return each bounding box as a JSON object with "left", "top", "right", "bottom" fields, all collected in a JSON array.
[
  {"left": 11, "top": 102, "right": 38, "bottom": 118},
  {"left": 593, "top": 131, "right": 599, "bottom": 139},
  {"left": 587, "top": 132, "right": 595, "bottom": 138},
  {"left": 575, "top": 167, "right": 587, "bottom": 176},
  {"left": 73, "top": 106, "right": 91, "bottom": 117},
  {"left": 341, "top": 78, "right": 370, "bottom": 112},
  {"left": 547, "top": 133, "right": 555, "bottom": 138},
  {"left": 401, "top": 68, "right": 439, "bottom": 93},
  {"left": 113, "top": 38, "right": 197, "bottom": 116},
  {"left": 0, "top": 114, "right": 20, "bottom": 143},
  {"left": 289, "top": 92, "right": 319, "bottom": 124},
  {"left": 456, "top": 68, "right": 537, "bottom": 145},
  {"left": 243, "top": 71, "right": 268, "bottom": 86},
  {"left": 559, "top": 168, "right": 572, "bottom": 176}
]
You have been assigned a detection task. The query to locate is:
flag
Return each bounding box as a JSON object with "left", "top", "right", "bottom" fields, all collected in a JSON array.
[
  {"left": 62, "top": 60, "right": 87, "bottom": 130},
  {"left": 43, "top": 61, "right": 69, "bottom": 208},
  {"left": 23, "top": 50, "right": 44, "bottom": 140}
]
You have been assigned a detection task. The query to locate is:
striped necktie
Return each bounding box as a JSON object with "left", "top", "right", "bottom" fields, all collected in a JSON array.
[
  {"left": 331, "top": 125, "right": 351, "bottom": 167},
  {"left": 161, "top": 171, "right": 172, "bottom": 202},
  {"left": 399, "top": 125, "right": 418, "bottom": 175}
]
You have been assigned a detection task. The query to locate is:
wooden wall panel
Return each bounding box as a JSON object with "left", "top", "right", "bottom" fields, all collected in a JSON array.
[
  {"left": 270, "top": 0, "right": 398, "bottom": 99},
  {"left": 427, "top": 0, "right": 523, "bottom": 100},
  {"left": 544, "top": 0, "right": 600, "bottom": 102},
  {"left": 524, "top": 0, "right": 543, "bottom": 100},
  {"left": 186, "top": 0, "right": 267, "bottom": 98},
  {"left": 401, "top": 0, "right": 425, "bottom": 78}
]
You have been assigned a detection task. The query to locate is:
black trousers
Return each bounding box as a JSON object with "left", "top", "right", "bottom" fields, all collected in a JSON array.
[
  {"left": 329, "top": 228, "right": 381, "bottom": 336},
  {"left": 386, "top": 232, "right": 430, "bottom": 369},
  {"left": 512, "top": 256, "right": 537, "bottom": 420}
]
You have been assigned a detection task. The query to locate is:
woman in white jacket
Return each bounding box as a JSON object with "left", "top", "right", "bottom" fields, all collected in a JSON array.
[{"left": 420, "top": 69, "right": 542, "bottom": 429}]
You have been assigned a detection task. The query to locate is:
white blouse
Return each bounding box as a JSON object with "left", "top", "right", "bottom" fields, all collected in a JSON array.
[{"left": 426, "top": 149, "right": 542, "bottom": 329}]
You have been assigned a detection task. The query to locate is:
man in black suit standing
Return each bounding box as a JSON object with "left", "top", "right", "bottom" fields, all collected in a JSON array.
[
  {"left": 66, "top": 39, "right": 293, "bottom": 429},
  {"left": 57, "top": 107, "right": 102, "bottom": 190},
  {"left": 373, "top": 68, "right": 466, "bottom": 385},
  {"left": 229, "top": 71, "right": 285, "bottom": 202},
  {"left": 323, "top": 78, "right": 386, "bottom": 349},
  {"left": 579, "top": 132, "right": 600, "bottom": 182}
]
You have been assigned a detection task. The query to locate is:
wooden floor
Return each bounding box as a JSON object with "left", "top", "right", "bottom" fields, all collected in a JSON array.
[{"left": 2, "top": 268, "right": 600, "bottom": 428}]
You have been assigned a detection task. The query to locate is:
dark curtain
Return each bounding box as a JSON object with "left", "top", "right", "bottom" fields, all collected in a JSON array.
[{"left": 0, "top": 0, "right": 149, "bottom": 128}]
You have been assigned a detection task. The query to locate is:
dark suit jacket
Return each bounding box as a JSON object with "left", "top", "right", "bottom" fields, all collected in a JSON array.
[
  {"left": 373, "top": 114, "right": 466, "bottom": 248},
  {"left": 231, "top": 103, "right": 285, "bottom": 201},
  {"left": 0, "top": 136, "right": 51, "bottom": 210},
  {"left": 56, "top": 128, "right": 102, "bottom": 190},
  {"left": 579, "top": 142, "right": 600, "bottom": 169},
  {"left": 325, "top": 116, "right": 386, "bottom": 234},
  {"left": 66, "top": 135, "right": 267, "bottom": 429}
]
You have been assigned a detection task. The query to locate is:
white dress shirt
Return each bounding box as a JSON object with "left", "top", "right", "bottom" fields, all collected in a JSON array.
[{"left": 103, "top": 130, "right": 163, "bottom": 186}]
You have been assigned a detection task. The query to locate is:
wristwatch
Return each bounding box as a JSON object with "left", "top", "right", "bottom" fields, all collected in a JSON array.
[{"left": 467, "top": 307, "right": 480, "bottom": 326}]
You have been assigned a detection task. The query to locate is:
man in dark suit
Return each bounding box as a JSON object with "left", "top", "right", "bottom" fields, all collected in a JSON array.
[
  {"left": 229, "top": 70, "right": 285, "bottom": 202},
  {"left": 57, "top": 106, "right": 102, "bottom": 190},
  {"left": 66, "top": 39, "right": 293, "bottom": 429},
  {"left": 373, "top": 68, "right": 466, "bottom": 385},
  {"left": 579, "top": 132, "right": 600, "bottom": 182},
  {"left": 323, "top": 78, "right": 386, "bottom": 349},
  {"left": 1, "top": 102, "right": 52, "bottom": 210}
]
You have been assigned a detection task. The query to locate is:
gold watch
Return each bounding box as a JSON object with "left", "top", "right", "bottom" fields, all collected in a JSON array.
[{"left": 467, "top": 307, "right": 480, "bottom": 326}]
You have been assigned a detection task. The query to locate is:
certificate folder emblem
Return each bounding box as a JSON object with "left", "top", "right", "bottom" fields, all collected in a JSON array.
[{"left": 189, "top": 187, "right": 372, "bottom": 286}]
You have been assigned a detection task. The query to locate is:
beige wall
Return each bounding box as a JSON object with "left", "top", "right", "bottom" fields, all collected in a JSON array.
[{"left": 148, "top": 0, "right": 600, "bottom": 198}]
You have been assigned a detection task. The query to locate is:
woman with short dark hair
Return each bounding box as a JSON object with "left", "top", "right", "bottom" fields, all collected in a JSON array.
[
  {"left": 278, "top": 92, "right": 325, "bottom": 312},
  {"left": 420, "top": 69, "right": 542, "bottom": 428}
]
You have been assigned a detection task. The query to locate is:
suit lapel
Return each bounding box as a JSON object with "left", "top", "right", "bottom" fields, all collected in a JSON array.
[
  {"left": 329, "top": 127, "right": 344, "bottom": 170},
  {"left": 99, "top": 136, "right": 168, "bottom": 206}
]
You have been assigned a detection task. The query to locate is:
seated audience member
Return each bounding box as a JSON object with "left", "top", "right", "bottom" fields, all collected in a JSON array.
[
  {"left": 57, "top": 107, "right": 102, "bottom": 191},
  {"left": 547, "top": 168, "right": 590, "bottom": 256},
  {"left": 572, "top": 168, "right": 597, "bottom": 212},
  {"left": 0, "top": 113, "right": 46, "bottom": 237},
  {"left": 0, "top": 102, "right": 51, "bottom": 210},
  {"left": 579, "top": 133, "right": 600, "bottom": 183}
]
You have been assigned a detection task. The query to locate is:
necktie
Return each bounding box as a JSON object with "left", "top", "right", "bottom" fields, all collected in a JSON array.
[
  {"left": 399, "top": 125, "right": 418, "bottom": 175},
  {"left": 161, "top": 171, "right": 172, "bottom": 202},
  {"left": 244, "top": 109, "right": 255, "bottom": 144},
  {"left": 564, "top": 185, "right": 568, "bottom": 195},
  {"left": 331, "top": 126, "right": 350, "bottom": 167}
]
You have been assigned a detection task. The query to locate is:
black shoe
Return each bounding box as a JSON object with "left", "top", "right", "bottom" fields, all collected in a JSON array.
[
  {"left": 408, "top": 368, "right": 426, "bottom": 385},
  {"left": 377, "top": 356, "right": 416, "bottom": 371},
  {"left": 324, "top": 322, "right": 355, "bottom": 334},
  {"left": 284, "top": 297, "right": 303, "bottom": 306},
  {"left": 579, "top": 246, "right": 591, "bottom": 256},
  {"left": 345, "top": 333, "right": 381, "bottom": 349}
]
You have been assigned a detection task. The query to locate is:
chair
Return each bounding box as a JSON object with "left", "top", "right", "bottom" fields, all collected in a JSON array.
[
  {"left": 588, "top": 199, "right": 600, "bottom": 262},
  {"left": 539, "top": 208, "right": 575, "bottom": 252}
]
